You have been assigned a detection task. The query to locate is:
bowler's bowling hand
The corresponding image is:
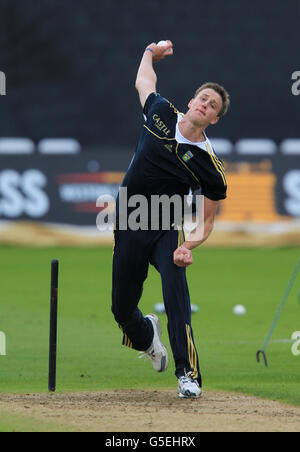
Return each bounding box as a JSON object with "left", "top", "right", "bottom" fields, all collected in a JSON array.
[
  {"left": 173, "top": 246, "right": 193, "bottom": 267},
  {"left": 146, "top": 40, "right": 173, "bottom": 62}
]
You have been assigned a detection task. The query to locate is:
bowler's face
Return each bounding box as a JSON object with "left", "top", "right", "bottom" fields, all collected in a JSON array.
[{"left": 187, "top": 88, "right": 222, "bottom": 126}]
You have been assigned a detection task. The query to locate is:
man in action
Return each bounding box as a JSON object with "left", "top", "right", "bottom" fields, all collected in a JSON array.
[{"left": 112, "top": 40, "right": 229, "bottom": 398}]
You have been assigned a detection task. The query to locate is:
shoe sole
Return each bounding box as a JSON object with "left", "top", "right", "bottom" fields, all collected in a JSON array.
[
  {"left": 178, "top": 391, "right": 201, "bottom": 399},
  {"left": 147, "top": 314, "right": 169, "bottom": 372},
  {"left": 159, "top": 354, "right": 168, "bottom": 372},
  {"left": 178, "top": 388, "right": 202, "bottom": 399}
]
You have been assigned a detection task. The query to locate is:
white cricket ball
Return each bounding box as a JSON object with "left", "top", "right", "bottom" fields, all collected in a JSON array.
[
  {"left": 154, "top": 303, "right": 165, "bottom": 314},
  {"left": 157, "top": 40, "right": 168, "bottom": 47},
  {"left": 233, "top": 304, "right": 246, "bottom": 316}
]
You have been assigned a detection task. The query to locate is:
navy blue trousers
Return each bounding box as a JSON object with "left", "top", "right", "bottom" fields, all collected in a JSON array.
[{"left": 111, "top": 228, "right": 201, "bottom": 385}]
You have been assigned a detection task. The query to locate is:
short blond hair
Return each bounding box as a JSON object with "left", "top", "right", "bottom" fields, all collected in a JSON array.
[{"left": 194, "top": 82, "right": 230, "bottom": 117}]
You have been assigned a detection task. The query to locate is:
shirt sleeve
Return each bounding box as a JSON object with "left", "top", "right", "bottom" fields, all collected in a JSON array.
[
  {"left": 200, "top": 147, "right": 227, "bottom": 201},
  {"left": 143, "top": 92, "right": 169, "bottom": 118},
  {"left": 201, "top": 186, "right": 227, "bottom": 201},
  {"left": 202, "top": 187, "right": 227, "bottom": 201}
]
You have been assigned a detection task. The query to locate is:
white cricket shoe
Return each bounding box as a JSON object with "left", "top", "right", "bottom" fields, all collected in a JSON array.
[
  {"left": 178, "top": 372, "right": 202, "bottom": 398},
  {"left": 139, "top": 314, "right": 169, "bottom": 372}
]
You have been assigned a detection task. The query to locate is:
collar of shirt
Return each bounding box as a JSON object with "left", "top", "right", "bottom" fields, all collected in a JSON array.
[{"left": 176, "top": 113, "right": 211, "bottom": 152}]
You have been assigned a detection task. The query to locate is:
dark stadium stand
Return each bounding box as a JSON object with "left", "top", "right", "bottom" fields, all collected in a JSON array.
[{"left": 0, "top": 0, "right": 299, "bottom": 149}]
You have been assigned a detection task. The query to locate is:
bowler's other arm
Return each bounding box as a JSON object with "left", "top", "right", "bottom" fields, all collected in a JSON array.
[{"left": 173, "top": 197, "right": 218, "bottom": 267}]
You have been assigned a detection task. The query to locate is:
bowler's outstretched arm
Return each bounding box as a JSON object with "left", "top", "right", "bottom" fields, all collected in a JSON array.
[{"left": 135, "top": 40, "right": 173, "bottom": 108}]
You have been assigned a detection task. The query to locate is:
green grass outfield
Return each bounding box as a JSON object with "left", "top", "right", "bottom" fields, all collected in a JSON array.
[{"left": 1, "top": 245, "right": 300, "bottom": 407}]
